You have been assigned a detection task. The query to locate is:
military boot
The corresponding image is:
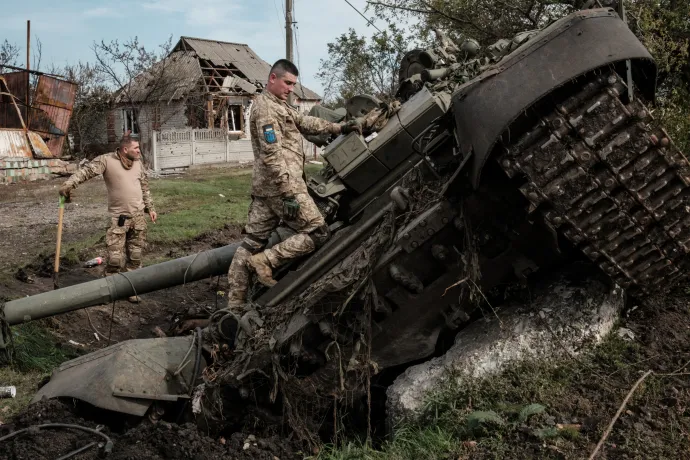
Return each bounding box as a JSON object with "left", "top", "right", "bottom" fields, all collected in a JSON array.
[{"left": 246, "top": 253, "right": 277, "bottom": 287}]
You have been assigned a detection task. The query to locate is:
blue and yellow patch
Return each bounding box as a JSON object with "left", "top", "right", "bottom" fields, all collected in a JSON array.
[{"left": 263, "top": 124, "right": 277, "bottom": 144}]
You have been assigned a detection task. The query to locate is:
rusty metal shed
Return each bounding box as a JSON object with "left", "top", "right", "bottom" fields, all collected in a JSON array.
[
  {"left": 32, "top": 75, "right": 77, "bottom": 156},
  {"left": 0, "top": 76, "right": 53, "bottom": 159}
]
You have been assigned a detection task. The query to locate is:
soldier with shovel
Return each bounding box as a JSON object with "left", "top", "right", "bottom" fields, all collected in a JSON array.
[{"left": 58, "top": 136, "right": 157, "bottom": 303}]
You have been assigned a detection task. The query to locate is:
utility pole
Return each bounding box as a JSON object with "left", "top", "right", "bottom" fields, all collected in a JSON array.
[
  {"left": 26, "top": 20, "right": 30, "bottom": 128},
  {"left": 286, "top": 0, "right": 294, "bottom": 105}
]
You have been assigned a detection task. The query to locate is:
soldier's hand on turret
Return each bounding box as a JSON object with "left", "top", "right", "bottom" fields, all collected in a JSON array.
[
  {"left": 282, "top": 196, "right": 300, "bottom": 220},
  {"left": 59, "top": 184, "right": 72, "bottom": 202},
  {"left": 340, "top": 118, "right": 363, "bottom": 136}
]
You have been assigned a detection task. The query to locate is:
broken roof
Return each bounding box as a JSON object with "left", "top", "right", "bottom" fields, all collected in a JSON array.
[
  {"left": 114, "top": 51, "right": 202, "bottom": 104},
  {"left": 174, "top": 36, "right": 322, "bottom": 100}
]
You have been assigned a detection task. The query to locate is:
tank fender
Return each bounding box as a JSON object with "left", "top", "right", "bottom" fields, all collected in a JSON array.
[{"left": 450, "top": 8, "right": 658, "bottom": 189}]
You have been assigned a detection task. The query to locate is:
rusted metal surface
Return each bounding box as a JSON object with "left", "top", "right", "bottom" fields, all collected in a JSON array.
[
  {"left": 0, "top": 73, "right": 28, "bottom": 129},
  {"left": 31, "top": 75, "right": 77, "bottom": 157},
  {"left": 27, "top": 130, "right": 54, "bottom": 159},
  {"left": 0, "top": 130, "right": 53, "bottom": 159},
  {"left": 0, "top": 129, "right": 32, "bottom": 158},
  {"left": 0, "top": 76, "right": 53, "bottom": 159}
]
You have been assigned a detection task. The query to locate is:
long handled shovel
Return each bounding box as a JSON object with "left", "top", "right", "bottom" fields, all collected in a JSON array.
[{"left": 53, "top": 195, "right": 66, "bottom": 290}]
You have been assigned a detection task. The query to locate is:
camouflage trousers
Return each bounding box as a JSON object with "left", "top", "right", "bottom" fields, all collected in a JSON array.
[
  {"left": 104, "top": 214, "right": 147, "bottom": 275},
  {"left": 226, "top": 193, "right": 326, "bottom": 306}
]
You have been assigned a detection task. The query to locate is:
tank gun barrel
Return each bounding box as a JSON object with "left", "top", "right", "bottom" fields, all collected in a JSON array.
[{"left": 2, "top": 243, "right": 240, "bottom": 325}]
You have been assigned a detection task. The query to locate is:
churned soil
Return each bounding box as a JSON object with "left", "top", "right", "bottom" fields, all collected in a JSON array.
[{"left": 0, "top": 399, "right": 304, "bottom": 460}]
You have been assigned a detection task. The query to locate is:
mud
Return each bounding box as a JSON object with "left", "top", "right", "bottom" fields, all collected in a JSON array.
[
  {"left": 0, "top": 222, "right": 242, "bottom": 348},
  {"left": 0, "top": 399, "right": 303, "bottom": 460}
]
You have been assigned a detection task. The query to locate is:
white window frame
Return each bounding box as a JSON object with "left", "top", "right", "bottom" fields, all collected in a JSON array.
[{"left": 122, "top": 108, "right": 140, "bottom": 137}]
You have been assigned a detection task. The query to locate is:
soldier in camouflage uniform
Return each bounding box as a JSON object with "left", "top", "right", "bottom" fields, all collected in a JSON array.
[
  {"left": 227, "top": 59, "right": 362, "bottom": 308},
  {"left": 59, "top": 137, "right": 157, "bottom": 303}
]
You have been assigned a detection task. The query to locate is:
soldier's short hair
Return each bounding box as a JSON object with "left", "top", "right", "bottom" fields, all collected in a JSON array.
[
  {"left": 119, "top": 135, "right": 137, "bottom": 150},
  {"left": 270, "top": 59, "right": 299, "bottom": 78}
]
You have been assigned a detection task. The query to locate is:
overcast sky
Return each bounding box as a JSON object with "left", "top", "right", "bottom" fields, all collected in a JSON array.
[{"left": 1, "top": 0, "right": 394, "bottom": 98}]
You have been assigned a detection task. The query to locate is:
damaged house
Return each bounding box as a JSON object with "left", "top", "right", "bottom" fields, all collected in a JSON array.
[{"left": 107, "top": 36, "right": 323, "bottom": 171}]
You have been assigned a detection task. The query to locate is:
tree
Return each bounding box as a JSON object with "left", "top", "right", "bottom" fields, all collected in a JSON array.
[
  {"left": 63, "top": 62, "right": 111, "bottom": 157},
  {"left": 0, "top": 39, "right": 19, "bottom": 72},
  {"left": 367, "top": 0, "right": 690, "bottom": 149},
  {"left": 92, "top": 36, "right": 200, "bottom": 162},
  {"left": 317, "top": 24, "right": 411, "bottom": 105}
]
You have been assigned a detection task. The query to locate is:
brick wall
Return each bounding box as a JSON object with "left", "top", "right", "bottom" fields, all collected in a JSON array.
[
  {"left": 0, "top": 158, "right": 75, "bottom": 184},
  {"left": 109, "top": 101, "right": 188, "bottom": 164}
]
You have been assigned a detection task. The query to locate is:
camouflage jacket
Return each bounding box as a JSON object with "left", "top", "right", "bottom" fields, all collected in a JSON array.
[
  {"left": 63, "top": 152, "right": 155, "bottom": 217},
  {"left": 250, "top": 91, "right": 341, "bottom": 197}
]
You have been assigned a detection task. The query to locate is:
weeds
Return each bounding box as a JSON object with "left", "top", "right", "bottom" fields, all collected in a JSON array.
[
  {"left": 318, "top": 334, "right": 651, "bottom": 459},
  {"left": 0, "top": 322, "right": 81, "bottom": 420},
  {"left": 8, "top": 322, "right": 80, "bottom": 373}
]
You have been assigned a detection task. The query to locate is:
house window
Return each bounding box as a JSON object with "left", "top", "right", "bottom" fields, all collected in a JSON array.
[
  {"left": 122, "top": 108, "right": 140, "bottom": 136},
  {"left": 228, "top": 105, "right": 242, "bottom": 131}
]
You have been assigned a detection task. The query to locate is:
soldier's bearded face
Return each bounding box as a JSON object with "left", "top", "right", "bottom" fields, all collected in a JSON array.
[
  {"left": 269, "top": 72, "right": 297, "bottom": 101},
  {"left": 122, "top": 142, "right": 141, "bottom": 160}
]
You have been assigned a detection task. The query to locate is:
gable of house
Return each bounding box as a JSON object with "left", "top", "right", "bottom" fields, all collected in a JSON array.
[{"left": 174, "top": 37, "right": 321, "bottom": 101}]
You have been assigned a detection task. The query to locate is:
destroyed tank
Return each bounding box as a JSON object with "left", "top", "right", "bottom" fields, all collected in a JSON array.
[{"left": 3, "top": 6, "right": 690, "bottom": 443}]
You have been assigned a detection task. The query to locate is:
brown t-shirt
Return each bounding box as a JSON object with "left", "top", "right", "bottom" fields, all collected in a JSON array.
[{"left": 64, "top": 152, "right": 155, "bottom": 217}]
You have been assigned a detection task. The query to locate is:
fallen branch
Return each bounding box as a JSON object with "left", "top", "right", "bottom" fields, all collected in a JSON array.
[
  {"left": 443, "top": 276, "right": 468, "bottom": 296},
  {"left": 588, "top": 370, "right": 653, "bottom": 460},
  {"left": 469, "top": 279, "right": 503, "bottom": 328}
]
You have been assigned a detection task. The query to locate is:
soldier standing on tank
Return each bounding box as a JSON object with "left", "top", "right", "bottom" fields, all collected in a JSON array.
[
  {"left": 226, "top": 59, "right": 362, "bottom": 308},
  {"left": 59, "top": 136, "right": 157, "bottom": 303}
]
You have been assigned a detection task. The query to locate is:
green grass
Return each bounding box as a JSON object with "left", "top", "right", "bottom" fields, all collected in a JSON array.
[
  {"left": 133, "top": 168, "right": 254, "bottom": 245},
  {"left": 8, "top": 322, "right": 81, "bottom": 373},
  {"left": 0, "top": 322, "right": 82, "bottom": 420},
  {"left": 315, "top": 334, "right": 652, "bottom": 460}
]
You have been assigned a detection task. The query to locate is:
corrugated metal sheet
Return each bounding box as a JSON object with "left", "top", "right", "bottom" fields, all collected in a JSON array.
[
  {"left": 0, "top": 129, "right": 32, "bottom": 158},
  {"left": 31, "top": 75, "right": 77, "bottom": 157},
  {"left": 176, "top": 37, "right": 321, "bottom": 100},
  {"left": 114, "top": 51, "right": 202, "bottom": 104},
  {"left": 27, "top": 131, "right": 54, "bottom": 159},
  {"left": 0, "top": 129, "right": 52, "bottom": 159},
  {"left": 0, "top": 71, "right": 29, "bottom": 124},
  {"left": 0, "top": 74, "right": 27, "bottom": 130}
]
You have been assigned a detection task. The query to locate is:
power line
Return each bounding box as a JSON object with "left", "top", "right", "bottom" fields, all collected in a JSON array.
[
  {"left": 343, "top": 0, "right": 383, "bottom": 33},
  {"left": 292, "top": 0, "right": 307, "bottom": 99},
  {"left": 273, "top": 0, "right": 286, "bottom": 46}
]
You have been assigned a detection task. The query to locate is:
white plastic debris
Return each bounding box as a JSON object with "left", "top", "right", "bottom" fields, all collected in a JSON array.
[
  {"left": 617, "top": 327, "right": 636, "bottom": 341},
  {"left": 364, "top": 132, "right": 379, "bottom": 143},
  {"left": 0, "top": 386, "right": 16, "bottom": 399},
  {"left": 192, "top": 383, "right": 205, "bottom": 415},
  {"left": 219, "top": 194, "right": 225, "bottom": 197}
]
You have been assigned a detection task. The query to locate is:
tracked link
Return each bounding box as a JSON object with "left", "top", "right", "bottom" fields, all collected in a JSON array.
[{"left": 498, "top": 72, "right": 690, "bottom": 294}]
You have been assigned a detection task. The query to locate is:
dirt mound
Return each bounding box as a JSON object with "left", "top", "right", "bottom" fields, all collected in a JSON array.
[{"left": 0, "top": 399, "right": 303, "bottom": 460}]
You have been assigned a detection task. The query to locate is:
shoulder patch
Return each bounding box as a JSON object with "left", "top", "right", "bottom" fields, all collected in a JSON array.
[{"left": 263, "top": 124, "right": 277, "bottom": 144}]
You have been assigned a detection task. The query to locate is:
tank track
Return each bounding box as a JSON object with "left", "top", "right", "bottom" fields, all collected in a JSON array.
[{"left": 497, "top": 72, "right": 690, "bottom": 295}]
